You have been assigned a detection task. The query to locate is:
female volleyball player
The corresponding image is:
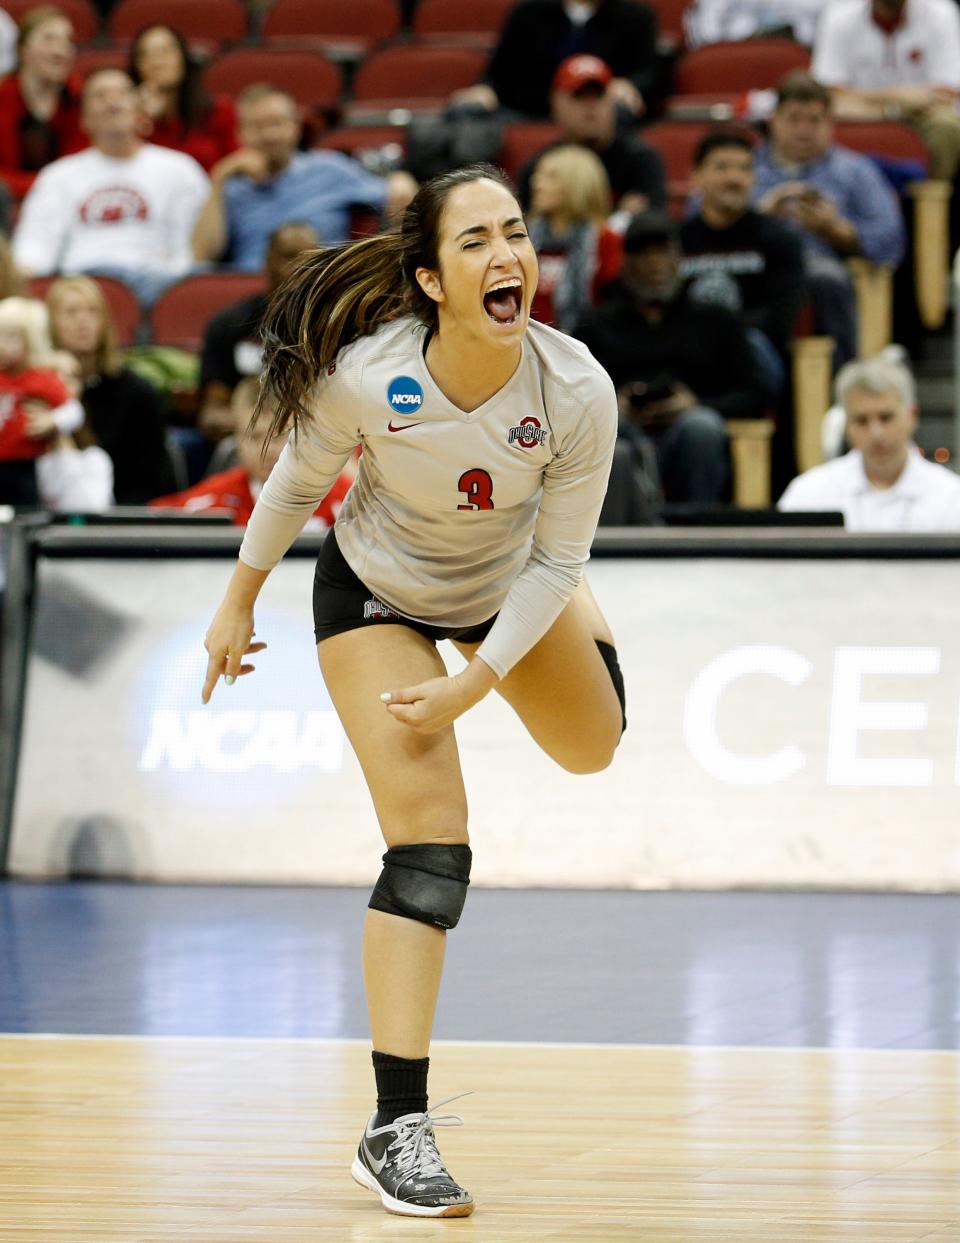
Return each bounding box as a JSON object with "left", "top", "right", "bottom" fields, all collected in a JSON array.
[{"left": 200, "top": 164, "right": 624, "bottom": 1219}]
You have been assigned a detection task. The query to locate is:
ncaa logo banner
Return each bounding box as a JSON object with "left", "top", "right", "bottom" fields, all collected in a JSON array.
[{"left": 387, "top": 376, "right": 424, "bottom": 411}]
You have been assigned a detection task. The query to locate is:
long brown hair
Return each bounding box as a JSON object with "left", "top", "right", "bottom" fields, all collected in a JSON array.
[
  {"left": 259, "top": 162, "right": 512, "bottom": 440},
  {"left": 46, "top": 276, "right": 122, "bottom": 377}
]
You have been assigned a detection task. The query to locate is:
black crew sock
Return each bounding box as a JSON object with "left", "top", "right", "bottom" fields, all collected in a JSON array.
[{"left": 372, "top": 1050, "right": 430, "bottom": 1127}]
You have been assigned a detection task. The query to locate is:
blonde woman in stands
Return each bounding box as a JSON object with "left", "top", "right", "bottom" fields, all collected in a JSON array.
[{"left": 527, "top": 142, "right": 622, "bottom": 332}]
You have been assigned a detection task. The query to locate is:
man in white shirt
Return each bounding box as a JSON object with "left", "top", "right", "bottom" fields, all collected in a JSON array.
[
  {"left": 811, "top": 0, "right": 960, "bottom": 180},
  {"left": 12, "top": 69, "right": 210, "bottom": 305},
  {"left": 778, "top": 353, "right": 960, "bottom": 530},
  {"left": 685, "top": 0, "right": 828, "bottom": 48}
]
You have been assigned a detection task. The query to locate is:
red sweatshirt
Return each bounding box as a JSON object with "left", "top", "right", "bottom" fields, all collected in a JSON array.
[
  {"left": 146, "top": 96, "right": 239, "bottom": 173},
  {"left": 0, "top": 368, "right": 71, "bottom": 461},
  {"left": 150, "top": 465, "right": 353, "bottom": 527},
  {"left": 0, "top": 72, "right": 86, "bottom": 200}
]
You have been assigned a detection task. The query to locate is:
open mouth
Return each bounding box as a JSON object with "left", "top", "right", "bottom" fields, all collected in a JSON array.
[{"left": 483, "top": 278, "right": 523, "bottom": 327}]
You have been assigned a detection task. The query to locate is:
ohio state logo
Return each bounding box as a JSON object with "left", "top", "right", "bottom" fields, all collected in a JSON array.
[
  {"left": 508, "top": 416, "right": 548, "bottom": 449},
  {"left": 363, "top": 598, "right": 398, "bottom": 621},
  {"left": 79, "top": 186, "right": 149, "bottom": 225}
]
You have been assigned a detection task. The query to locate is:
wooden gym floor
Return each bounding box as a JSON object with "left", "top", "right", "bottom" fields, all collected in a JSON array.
[
  {"left": 2, "top": 883, "right": 959, "bottom": 1239},
  {"left": 2, "top": 1035, "right": 958, "bottom": 1241}
]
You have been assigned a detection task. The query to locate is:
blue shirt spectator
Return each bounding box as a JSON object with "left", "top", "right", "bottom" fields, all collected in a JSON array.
[
  {"left": 192, "top": 85, "right": 413, "bottom": 272},
  {"left": 754, "top": 141, "right": 905, "bottom": 267},
  {"left": 221, "top": 150, "right": 386, "bottom": 271},
  {"left": 753, "top": 72, "right": 906, "bottom": 365}
]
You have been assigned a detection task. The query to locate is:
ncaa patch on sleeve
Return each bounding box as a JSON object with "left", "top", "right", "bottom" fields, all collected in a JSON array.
[{"left": 387, "top": 376, "right": 424, "bottom": 411}]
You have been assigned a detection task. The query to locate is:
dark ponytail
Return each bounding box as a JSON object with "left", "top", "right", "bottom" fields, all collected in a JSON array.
[
  {"left": 258, "top": 162, "right": 513, "bottom": 441},
  {"left": 258, "top": 233, "right": 409, "bottom": 439}
]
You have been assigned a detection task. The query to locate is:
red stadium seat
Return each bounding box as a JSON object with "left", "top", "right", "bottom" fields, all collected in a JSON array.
[
  {"left": 73, "top": 46, "right": 130, "bottom": 78},
  {"left": 413, "top": 0, "right": 516, "bottom": 45},
  {"left": 347, "top": 44, "right": 489, "bottom": 118},
  {"left": 834, "top": 121, "right": 930, "bottom": 172},
  {"left": 262, "top": 0, "right": 401, "bottom": 56},
  {"left": 497, "top": 122, "right": 563, "bottom": 182},
  {"left": 203, "top": 50, "right": 342, "bottom": 117},
  {"left": 645, "top": 0, "right": 692, "bottom": 51},
  {"left": 319, "top": 124, "right": 409, "bottom": 160},
  {"left": 108, "top": 0, "right": 248, "bottom": 49},
  {"left": 672, "top": 39, "right": 809, "bottom": 95},
  {"left": 3, "top": 0, "right": 99, "bottom": 43},
  {"left": 150, "top": 274, "right": 266, "bottom": 352},
  {"left": 27, "top": 275, "right": 142, "bottom": 347}
]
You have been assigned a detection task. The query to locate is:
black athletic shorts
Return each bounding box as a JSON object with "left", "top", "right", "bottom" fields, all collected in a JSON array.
[
  {"left": 312, "top": 529, "right": 626, "bottom": 733},
  {"left": 312, "top": 528, "right": 497, "bottom": 646}
]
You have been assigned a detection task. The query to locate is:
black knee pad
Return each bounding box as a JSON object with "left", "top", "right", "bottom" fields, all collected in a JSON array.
[
  {"left": 369, "top": 843, "right": 472, "bottom": 930},
  {"left": 596, "top": 640, "right": 627, "bottom": 734}
]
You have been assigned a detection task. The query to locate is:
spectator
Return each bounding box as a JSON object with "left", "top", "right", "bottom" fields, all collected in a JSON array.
[
  {"left": 680, "top": 129, "right": 806, "bottom": 395},
  {"left": 575, "top": 211, "right": 767, "bottom": 502},
  {"left": 0, "top": 293, "right": 83, "bottom": 505},
  {"left": 516, "top": 55, "right": 666, "bottom": 215},
  {"left": 36, "top": 346, "right": 114, "bottom": 511},
  {"left": 754, "top": 72, "right": 905, "bottom": 366},
  {"left": 527, "top": 144, "right": 621, "bottom": 332},
  {"left": 192, "top": 85, "right": 415, "bottom": 272},
  {"left": 0, "top": 7, "right": 16, "bottom": 75},
  {"left": 452, "top": 0, "right": 658, "bottom": 120},
  {"left": 198, "top": 220, "right": 319, "bottom": 442},
  {"left": 12, "top": 69, "right": 210, "bottom": 306},
  {"left": 129, "top": 24, "right": 239, "bottom": 174},
  {"left": 812, "top": 0, "right": 960, "bottom": 183},
  {"left": 0, "top": 5, "right": 85, "bottom": 201},
  {"left": 779, "top": 352, "right": 960, "bottom": 528},
  {"left": 150, "top": 376, "right": 354, "bottom": 526},
  {"left": 46, "top": 275, "right": 175, "bottom": 503},
  {"left": 685, "top": 0, "right": 828, "bottom": 47}
]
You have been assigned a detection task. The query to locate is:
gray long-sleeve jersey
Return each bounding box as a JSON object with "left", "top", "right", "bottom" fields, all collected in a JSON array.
[{"left": 239, "top": 316, "right": 617, "bottom": 678}]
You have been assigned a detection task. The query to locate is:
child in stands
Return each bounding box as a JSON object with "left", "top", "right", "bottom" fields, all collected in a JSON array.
[{"left": 0, "top": 295, "right": 83, "bottom": 504}]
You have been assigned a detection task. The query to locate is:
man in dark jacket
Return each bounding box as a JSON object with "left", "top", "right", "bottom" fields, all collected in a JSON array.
[
  {"left": 451, "top": 0, "right": 658, "bottom": 119},
  {"left": 575, "top": 211, "right": 767, "bottom": 503},
  {"left": 680, "top": 128, "right": 807, "bottom": 396}
]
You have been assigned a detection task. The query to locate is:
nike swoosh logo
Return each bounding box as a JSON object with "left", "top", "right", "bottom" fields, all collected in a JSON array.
[
  {"left": 388, "top": 420, "right": 425, "bottom": 432},
  {"left": 362, "top": 1135, "right": 387, "bottom": 1175}
]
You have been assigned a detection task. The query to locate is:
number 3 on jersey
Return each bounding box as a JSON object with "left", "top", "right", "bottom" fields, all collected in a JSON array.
[{"left": 458, "top": 468, "right": 494, "bottom": 511}]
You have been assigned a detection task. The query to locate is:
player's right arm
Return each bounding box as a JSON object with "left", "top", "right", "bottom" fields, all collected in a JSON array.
[
  {"left": 201, "top": 365, "right": 360, "bottom": 702},
  {"left": 201, "top": 563, "right": 270, "bottom": 703}
]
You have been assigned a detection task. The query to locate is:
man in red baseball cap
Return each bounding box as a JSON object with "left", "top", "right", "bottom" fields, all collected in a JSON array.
[
  {"left": 516, "top": 54, "right": 666, "bottom": 216},
  {"left": 551, "top": 52, "right": 613, "bottom": 96}
]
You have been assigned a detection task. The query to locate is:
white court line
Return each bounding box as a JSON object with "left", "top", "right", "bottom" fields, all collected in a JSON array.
[{"left": 2, "top": 1032, "right": 959, "bottom": 1056}]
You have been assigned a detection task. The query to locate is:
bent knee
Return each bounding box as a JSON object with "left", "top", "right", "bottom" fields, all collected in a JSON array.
[{"left": 555, "top": 730, "right": 621, "bottom": 775}]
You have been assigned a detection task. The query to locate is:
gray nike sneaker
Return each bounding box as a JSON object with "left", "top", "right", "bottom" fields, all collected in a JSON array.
[{"left": 350, "top": 1096, "right": 475, "bottom": 1218}]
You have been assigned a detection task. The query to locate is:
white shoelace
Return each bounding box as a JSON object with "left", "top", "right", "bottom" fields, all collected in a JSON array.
[{"left": 390, "top": 1092, "right": 474, "bottom": 1180}]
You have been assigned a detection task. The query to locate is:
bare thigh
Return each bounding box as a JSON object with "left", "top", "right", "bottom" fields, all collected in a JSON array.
[
  {"left": 319, "top": 625, "right": 468, "bottom": 846},
  {"left": 454, "top": 578, "right": 622, "bottom": 774}
]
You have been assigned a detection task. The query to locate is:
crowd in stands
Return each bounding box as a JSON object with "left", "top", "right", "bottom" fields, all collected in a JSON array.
[{"left": 0, "top": 0, "right": 958, "bottom": 531}]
